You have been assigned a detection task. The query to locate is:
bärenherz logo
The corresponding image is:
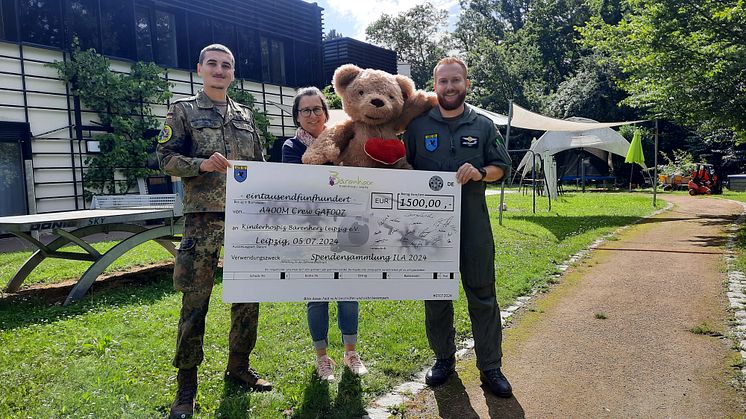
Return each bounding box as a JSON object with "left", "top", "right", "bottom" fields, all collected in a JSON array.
[{"left": 327, "top": 171, "right": 374, "bottom": 188}]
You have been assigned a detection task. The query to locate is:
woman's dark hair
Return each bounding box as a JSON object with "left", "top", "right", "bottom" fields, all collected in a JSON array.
[{"left": 292, "top": 86, "right": 330, "bottom": 127}]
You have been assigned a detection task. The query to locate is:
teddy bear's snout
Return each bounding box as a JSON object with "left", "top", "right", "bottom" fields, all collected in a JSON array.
[{"left": 370, "top": 98, "right": 385, "bottom": 108}]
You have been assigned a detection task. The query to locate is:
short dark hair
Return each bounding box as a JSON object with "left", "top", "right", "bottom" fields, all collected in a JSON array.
[
  {"left": 291, "top": 87, "right": 330, "bottom": 127},
  {"left": 199, "top": 44, "right": 234, "bottom": 65}
]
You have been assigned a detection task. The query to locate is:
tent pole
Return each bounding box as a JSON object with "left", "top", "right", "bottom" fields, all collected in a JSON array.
[
  {"left": 499, "top": 100, "right": 513, "bottom": 226},
  {"left": 653, "top": 119, "right": 659, "bottom": 207}
]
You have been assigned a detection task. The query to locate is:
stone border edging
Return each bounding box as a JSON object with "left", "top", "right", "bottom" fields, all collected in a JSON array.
[
  {"left": 722, "top": 199, "right": 746, "bottom": 387},
  {"left": 364, "top": 200, "right": 673, "bottom": 418}
]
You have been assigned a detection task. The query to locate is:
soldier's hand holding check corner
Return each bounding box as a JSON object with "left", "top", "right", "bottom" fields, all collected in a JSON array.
[{"left": 200, "top": 152, "right": 232, "bottom": 173}]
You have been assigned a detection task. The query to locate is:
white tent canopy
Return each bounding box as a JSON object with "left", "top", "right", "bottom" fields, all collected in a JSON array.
[
  {"left": 514, "top": 119, "right": 647, "bottom": 199},
  {"left": 509, "top": 103, "right": 645, "bottom": 131}
]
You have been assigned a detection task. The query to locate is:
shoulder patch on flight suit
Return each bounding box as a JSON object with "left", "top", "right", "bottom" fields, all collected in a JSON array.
[
  {"left": 158, "top": 125, "right": 173, "bottom": 143},
  {"left": 425, "top": 134, "right": 439, "bottom": 152},
  {"left": 460, "top": 135, "right": 479, "bottom": 148}
]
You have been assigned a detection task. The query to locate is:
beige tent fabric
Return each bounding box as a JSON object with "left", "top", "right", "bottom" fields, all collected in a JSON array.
[{"left": 510, "top": 103, "right": 644, "bottom": 131}]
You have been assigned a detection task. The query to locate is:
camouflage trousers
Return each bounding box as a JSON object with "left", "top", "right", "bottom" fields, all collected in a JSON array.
[{"left": 172, "top": 212, "right": 259, "bottom": 369}]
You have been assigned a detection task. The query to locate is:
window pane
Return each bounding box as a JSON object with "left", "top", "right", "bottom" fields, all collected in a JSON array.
[
  {"left": 238, "top": 29, "right": 260, "bottom": 81},
  {"left": 188, "top": 13, "right": 211, "bottom": 65},
  {"left": 19, "top": 0, "right": 63, "bottom": 48},
  {"left": 271, "top": 39, "right": 285, "bottom": 85},
  {"left": 135, "top": 7, "right": 152, "bottom": 62},
  {"left": 294, "top": 42, "right": 312, "bottom": 86},
  {"left": 68, "top": 0, "right": 100, "bottom": 51},
  {"left": 0, "top": 142, "right": 27, "bottom": 216},
  {"left": 100, "top": 0, "right": 134, "bottom": 59},
  {"left": 1, "top": 0, "right": 18, "bottom": 41},
  {"left": 154, "top": 10, "right": 177, "bottom": 67},
  {"left": 260, "top": 36, "right": 270, "bottom": 82},
  {"left": 213, "top": 20, "right": 236, "bottom": 62}
]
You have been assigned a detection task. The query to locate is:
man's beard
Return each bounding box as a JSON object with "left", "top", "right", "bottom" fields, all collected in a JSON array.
[{"left": 437, "top": 91, "right": 467, "bottom": 111}]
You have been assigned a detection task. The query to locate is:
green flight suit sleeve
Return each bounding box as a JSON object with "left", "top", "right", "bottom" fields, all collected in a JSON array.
[
  {"left": 484, "top": 122, "right": 512, "bottom": 180},
  {"left": 157, "top": 104, "right": 205, "bottom": 178}
]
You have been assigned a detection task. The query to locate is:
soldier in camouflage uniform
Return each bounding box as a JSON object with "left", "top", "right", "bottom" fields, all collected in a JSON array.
[{"left": 156, "top": 44, "right": 271, "bottom": 419}]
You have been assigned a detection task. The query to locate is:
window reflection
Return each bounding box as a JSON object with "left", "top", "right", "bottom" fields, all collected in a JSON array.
[
  {"left": 154, "top": 10, "right": 177, "bottom": 67},
  {"left": 19, "top": 0, "right": 63, "bottom": 47}
]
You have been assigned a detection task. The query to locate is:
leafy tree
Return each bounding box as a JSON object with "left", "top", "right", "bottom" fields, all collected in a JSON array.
[
  {"left": 546, "top": 54, "right": 636, "bottom": 121},
  {"left": 365, "top": 3, "right": 451, "bottom": 88},
  {"left": 580, "top": 0, "right": 746, "bottom": 144},
  {"left": 454, "top": 0, "right": 531, "bottom": 53},
  {"left": 322, "top": 85, "right": 342, "bottom": 109},
  {"left": 227, "top": 84, "right": 276, "bottom": 153},
  {"left": 323, "top": 29, "right": 344, "bottom": 41},
  {"left": 50, "top": 42, "right": 172, "bottom": 197}
]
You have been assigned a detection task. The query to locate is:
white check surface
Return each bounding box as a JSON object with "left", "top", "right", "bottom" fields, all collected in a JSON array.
[{"left": 223, "top": 161, "right": 461, "bottom": 302}]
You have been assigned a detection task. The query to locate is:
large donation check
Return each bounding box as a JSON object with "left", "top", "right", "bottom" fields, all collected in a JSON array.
[{"left": 223, "top": 161, "right": 462, "bottom": 302}]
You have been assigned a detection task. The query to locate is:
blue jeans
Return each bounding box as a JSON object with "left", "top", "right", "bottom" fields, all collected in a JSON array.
[{"left": 307, "top": 301, "right": 359, "bottom": 349}]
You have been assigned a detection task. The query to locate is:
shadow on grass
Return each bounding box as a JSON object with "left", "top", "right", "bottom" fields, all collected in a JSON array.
[
  {"left": 0, "top": 269, "right": 177, "bottom": 331},
  {"left": 293, "top": 366, "right": 365, "bottom": 419},
  {"left": 506, "top": 215, "right": 643, "bottom": 241},
  {"left": 217, "top": 380, "right": 252, "bottom": 418}
]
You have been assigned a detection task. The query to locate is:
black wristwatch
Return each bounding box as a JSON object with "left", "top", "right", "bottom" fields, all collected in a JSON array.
[{"left": 477, "top": 167, "right": 487, "bottom": 181}]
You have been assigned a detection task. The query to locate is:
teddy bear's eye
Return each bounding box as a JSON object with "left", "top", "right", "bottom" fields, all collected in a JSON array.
[
  {"left": 358, "top": 90, "right": 364, "bottom": 96},
  {"left": 389, "top": 95, "right": 394, "bottom": 99}
]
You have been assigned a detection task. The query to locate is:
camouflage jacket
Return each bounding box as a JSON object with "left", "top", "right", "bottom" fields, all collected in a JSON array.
[{"left": 157, "top": 89, "right": 264, "bottom": 213}]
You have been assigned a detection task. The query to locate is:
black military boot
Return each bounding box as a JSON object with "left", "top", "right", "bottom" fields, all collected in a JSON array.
[
  {"left": 224, "top": 351, "right": 273, "bottom": 392},
  {"left": 169, "top": 367, "right": 197, "bottom": 419},
  {"left": 425, "top": 356, "right": 456, "bottom": 387},
  {"left": 480, "top": 368, "right": 513, "bottom": 398}
]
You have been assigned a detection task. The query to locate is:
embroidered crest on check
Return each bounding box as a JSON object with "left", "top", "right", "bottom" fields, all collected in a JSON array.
[
  {"left": 425, "top": 134, "right": 439, "bottom": 152},
  {"left": 157, "top": 125, "right": 173, "bottom": 143},
  {"left": 234, "top": 165, "right": 248, "bottom": 183},
  {"left": 460, "top": 135, "right": 478, "bottom": 148}
]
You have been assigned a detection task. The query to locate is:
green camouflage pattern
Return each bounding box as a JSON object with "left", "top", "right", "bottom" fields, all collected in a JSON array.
[
  {"left": 157, "top": 89, "right": 264, "bottom": 213},
  {"left": 172, "top": 212, "right": 259, "bottom": 369}
]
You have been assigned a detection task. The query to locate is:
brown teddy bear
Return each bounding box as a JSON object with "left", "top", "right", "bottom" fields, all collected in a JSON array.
[{"left": 302, "top": 64, "right": 437, "bottom": 168}]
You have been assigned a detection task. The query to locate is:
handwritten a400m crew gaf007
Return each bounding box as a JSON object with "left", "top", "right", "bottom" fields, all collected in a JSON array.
[{"left": 222, "top": 161, "right": 462, "bottom": 302}]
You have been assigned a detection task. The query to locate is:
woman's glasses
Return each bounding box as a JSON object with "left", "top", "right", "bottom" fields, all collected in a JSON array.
[{"left": 299, "top": 107, "right": 324, "bottom": 117}]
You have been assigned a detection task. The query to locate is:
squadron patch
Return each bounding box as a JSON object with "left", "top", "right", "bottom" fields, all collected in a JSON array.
[
  {"left": 424, "top": 134, "right": 439, "bottom": 152},
  {"left": 460, "top": 135, "right": 479, "bottom": 148},
  {"left": 157, "top": 125, "right": 173, "bottom": 144}
]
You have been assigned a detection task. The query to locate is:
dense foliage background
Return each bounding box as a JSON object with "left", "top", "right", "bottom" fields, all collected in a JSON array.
[{"left": 364, "top": 0, "right": 746, "bottom": 174}]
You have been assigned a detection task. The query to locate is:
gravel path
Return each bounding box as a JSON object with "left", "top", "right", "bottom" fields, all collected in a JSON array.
[{"left": 404, "top": 195, "right": 745, "bottom": 418}]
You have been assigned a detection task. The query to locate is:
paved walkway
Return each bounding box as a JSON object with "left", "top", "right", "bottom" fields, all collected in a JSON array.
[{"left": 404, "top": 195, "right": 745, "bottom": 417}]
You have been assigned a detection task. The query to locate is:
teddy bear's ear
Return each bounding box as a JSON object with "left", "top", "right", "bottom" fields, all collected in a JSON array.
[
  {"left": 395, "top": 75, "right": 415, "bottom": 102},
  {"left": 333, "top": 64, "right": 362, "bottom": 92}
]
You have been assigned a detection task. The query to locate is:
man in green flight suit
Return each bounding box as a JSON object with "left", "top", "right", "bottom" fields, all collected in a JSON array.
[
  {"left": 404, "top": 56, "right": 513, "bottom": 398},
  {"left": 157, "top": 44, "right": 271, "bottom": 419}
]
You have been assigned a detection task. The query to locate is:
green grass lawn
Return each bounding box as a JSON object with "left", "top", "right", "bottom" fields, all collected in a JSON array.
[
  {"left": 0, "top": 191, "right": 661, "bottom": 418},
  {"left": 718, "top": 190, "right": 746, "bottom": 273}
]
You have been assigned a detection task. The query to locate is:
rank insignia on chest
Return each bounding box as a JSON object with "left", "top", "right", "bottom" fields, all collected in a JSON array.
[
  {"left": 234, "top": 165, "right": 248, "bottom": 183},
  {"left": 460, "top": 135, "right": 478, "bottom": 148},
  {"left": 157, "top": 125, "right": 173, "bottom": 144},
  {"left": 424, "top": 134, "right": 439, "bottom": 152}
]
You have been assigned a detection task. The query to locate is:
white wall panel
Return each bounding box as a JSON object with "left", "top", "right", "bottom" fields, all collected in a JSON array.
[
  {"left": 27, "top": 109, "right": 69, "bottom": 135},
  {"left": 25, "top": 77, "right": 67, "bottom": 95},
  {"left": 32, "top": 139, "right": 75, "bottom": 153},
  {"left": 27, "top": 92, "right": 68, "bottom": 109}
]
